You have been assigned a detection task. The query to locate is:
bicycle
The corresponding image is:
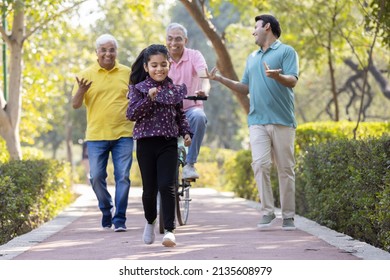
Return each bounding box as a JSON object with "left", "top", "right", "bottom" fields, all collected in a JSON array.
[{"left": 158, "top": 95, "right": 208, "bottom": 234}]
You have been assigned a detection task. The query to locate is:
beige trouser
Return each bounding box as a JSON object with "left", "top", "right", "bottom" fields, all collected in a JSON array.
[{"left": 249, "top": 124, "right": 296, "bottom": 219}]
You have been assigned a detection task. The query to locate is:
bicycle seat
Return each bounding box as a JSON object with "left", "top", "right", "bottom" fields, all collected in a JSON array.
[{"left": 184, "top": 95, "right": 208, "bottom": 101}]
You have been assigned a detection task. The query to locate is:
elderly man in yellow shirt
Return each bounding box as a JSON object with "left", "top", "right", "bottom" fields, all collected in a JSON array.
[{"left": 72, "top": 34, "right": 134, "bottom": 232}]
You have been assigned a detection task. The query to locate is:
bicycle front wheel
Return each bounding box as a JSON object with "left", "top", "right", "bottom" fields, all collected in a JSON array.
[
  {"left": 175, "top": 145, "right": 190, "bottom": 225},
  {"left": 176, "top": 182, "right": 190, "bottom": 225}
]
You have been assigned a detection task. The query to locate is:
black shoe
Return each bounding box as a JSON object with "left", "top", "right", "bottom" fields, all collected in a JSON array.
[{"left": 102, "top": 214, "right": 112, "bottom": 229}]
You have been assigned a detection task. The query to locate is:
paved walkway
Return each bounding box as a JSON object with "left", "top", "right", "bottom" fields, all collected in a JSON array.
[{"left": 0, "top": 184, "right": 389, "bottom": 278}]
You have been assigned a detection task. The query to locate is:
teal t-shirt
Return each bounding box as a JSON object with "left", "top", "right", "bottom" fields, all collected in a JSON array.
[{"left": 241, "top": 40, "right": 299, "bottom": 128}]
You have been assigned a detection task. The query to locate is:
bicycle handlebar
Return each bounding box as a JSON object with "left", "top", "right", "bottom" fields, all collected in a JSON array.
[{"left": 184, "top": 96, "right": 208, "bottom": 101}]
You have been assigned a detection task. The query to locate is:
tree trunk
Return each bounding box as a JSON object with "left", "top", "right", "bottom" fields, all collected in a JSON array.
[
  {"left": 0, "top": 2, "right": 24, "bottom": 160},
  {"left": 0, "top": 114, "right": 21, "bottom": 159},
  {"left": 65, "top": 82, "right": 73, "bottom": 174},
  {"left": 179, "top": 0, "right": 250, "bottom": 114},
  {"left": 327, "top": 31, "right": 339, "bottom": 121}
]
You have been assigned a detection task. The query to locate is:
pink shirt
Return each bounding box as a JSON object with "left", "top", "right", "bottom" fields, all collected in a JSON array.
[{"left": 169, "top": 48, "right": 207, "bottom": 111}]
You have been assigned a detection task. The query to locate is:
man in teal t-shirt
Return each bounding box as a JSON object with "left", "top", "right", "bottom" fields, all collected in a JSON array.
[{"left": 207, "top": 14, "right": 299, "bottom": 231}]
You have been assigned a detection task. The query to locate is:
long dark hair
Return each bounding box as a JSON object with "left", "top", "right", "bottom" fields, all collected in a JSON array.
[{"left": 130, "top": 44, "right": 169, "bottom": 85}]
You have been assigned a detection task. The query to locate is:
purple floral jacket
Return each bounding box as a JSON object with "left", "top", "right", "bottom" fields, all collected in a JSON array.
[{"left": 126, "top": 76, "right": 192, "bottom": 140}]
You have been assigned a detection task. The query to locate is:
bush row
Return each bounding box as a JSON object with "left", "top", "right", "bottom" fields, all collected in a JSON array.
[
  {"left": 298, "top": 136, "right": 390, "bottom": 251},
  {"left": 0, "top": 159, "right": 74, "bottom": 245}
]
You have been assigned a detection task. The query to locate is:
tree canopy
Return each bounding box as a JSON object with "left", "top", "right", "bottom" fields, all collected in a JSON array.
[{"left": 0, "top": 0, "right": 389, "bottom": 161}]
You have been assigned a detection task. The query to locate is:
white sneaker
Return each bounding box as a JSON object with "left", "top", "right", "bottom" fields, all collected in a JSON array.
[
  {"left": 182, "top": 164, "right": 199, "bottom": 180},
  {"left": 162, "top": 231, "right": 176, "bottom": 247},
  {"left": 143, "top": 222, "right": 156, "bottom": 245}
]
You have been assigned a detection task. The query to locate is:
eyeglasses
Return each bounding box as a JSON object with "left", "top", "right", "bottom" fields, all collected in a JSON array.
[
  {"left": 167, "top": 36, "right": 184, "bottom": 43},
  {"left": 97, "top": 48, "right": 117, "bottom": 54}
]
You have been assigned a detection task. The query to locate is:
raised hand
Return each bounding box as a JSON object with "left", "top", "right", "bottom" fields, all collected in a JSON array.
[
  {"left": 76, "top": 77, "right": 92, "bottom": 94},
  {"left": 205, "top": 67, "right": 219, "bottom": 81},
  {"left": 263, "top": 62, "right": 282, "bottom": 79}
]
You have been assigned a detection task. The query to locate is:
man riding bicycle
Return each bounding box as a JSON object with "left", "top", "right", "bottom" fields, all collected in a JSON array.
[{"left": 166, "top": 22, "right": 210, "bottom": 180}]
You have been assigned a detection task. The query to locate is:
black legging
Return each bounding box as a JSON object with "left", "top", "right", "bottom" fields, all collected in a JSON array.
[{"left": 136, "top": 137, "right": 177, "bottom": 231}]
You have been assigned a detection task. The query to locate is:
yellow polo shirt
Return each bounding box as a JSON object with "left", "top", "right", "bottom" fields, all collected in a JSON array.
[{"left": 73, "top": 61, "right": 133, "bottom": 140}]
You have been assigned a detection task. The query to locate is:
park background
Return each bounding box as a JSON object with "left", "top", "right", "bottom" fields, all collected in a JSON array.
[{"left": 0, "top": 0, "right": 389, "bottom": 252}]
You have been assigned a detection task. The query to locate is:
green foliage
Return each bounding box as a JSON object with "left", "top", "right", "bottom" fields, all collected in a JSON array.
[
  {"left": 366, "top": 0, "right": 390, "bottom": 49},
  {"left": 195, "top": 147, "right": 236, "bottom": 189},
  {"left": 295, "top": 120, "right": 389, "bottom": 214},
  {"left": 296, "top": 121, "right": 390, "bottom": 153},
  {"left": 0, "top": 139, "right": 9, "bottom": 163},
  {"left": 299, "top": 136, "right": 390, "bottom": 250},
  {"left": 0, "top": 159, "right": 74, "bottom": 245},
  {"left": 0, "top": 140, "right": 45, "bottom": 163},
  {"left": 22, "top": 17, "right": 92, "bottom": 149},
  {"left": 223, "top": 149, "right": 257, "bottom": 199},
  {"left": 376, "top": 168, "right": 390, "bottom": 250}
]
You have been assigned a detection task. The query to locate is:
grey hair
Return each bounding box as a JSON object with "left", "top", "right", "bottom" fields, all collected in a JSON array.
[
  {"left": 95, "top": 34, "right": 118, "bottom": 49},
  {"left": 166, "top": 23, "right": 188, "bottom": 38}
]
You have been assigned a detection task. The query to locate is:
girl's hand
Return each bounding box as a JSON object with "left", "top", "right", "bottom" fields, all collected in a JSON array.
[
  {"left": 184, "top": 134, "right": 192, "bottom": 147},
  {"left": 148, "top": 87, "right": 158, "bottom": 101}
]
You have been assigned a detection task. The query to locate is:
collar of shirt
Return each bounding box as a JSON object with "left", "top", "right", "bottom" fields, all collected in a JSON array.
[
  {"left": 169, "top": 48, "right": 189, "bottom": 65},
  {"left": 93, "top": 60, "right": 119, "bottom": 72},
  {"left": 257, "top": 40, "right": 281, "bottom": 54}
]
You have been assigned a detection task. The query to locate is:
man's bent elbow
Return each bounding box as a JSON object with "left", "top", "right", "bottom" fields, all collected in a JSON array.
[
  {"left": 239, "top": 84, "right": 249, "bottom": 95},
  {"left": 72, "top": 101, "right": 82, "bottom": 109},
  {"left": 289, "top": 77, "right": 298, "bottom": 88}
]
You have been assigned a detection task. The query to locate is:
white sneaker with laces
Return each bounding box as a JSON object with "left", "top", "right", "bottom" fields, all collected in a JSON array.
[
  {"left": 162, "top": 231, "right": 176, "bottom": 247},
  {"left": 182, "top": 164, "right": 199, "bottom": 180},
  {"left": 143, "top": 222, "right": 156, "bottom": 245}
]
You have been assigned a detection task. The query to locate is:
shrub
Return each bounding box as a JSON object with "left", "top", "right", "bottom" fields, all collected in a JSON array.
[
  {"left": 0, "top": 159, "right": 73, "bottom": 245},
  {"left": 223, "top": 149, "right": 257, "bottom": 199},
  {"left": 195, "top": 147, "right": 236, "bottom": 189},
  {"left": 0, "top": 139, "right": 9, "bottom": 163},
  {"left": 299, "top": 136, "right": 390, "bottom": 250},
  {"left": 296, "top": 121, "right": 390, "bottom": 153}
]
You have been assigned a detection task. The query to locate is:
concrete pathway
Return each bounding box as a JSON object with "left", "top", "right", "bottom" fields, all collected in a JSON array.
[{"left": 0, "top": 184, "right": 388, "bottom": 279}]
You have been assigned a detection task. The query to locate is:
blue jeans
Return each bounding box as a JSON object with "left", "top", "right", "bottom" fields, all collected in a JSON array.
[
  {"left": 87, "top": 137, "right": 134, "bottom": 227},
  {"left": 185, "top": 107, "right": 207, "bottom": 164}
]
